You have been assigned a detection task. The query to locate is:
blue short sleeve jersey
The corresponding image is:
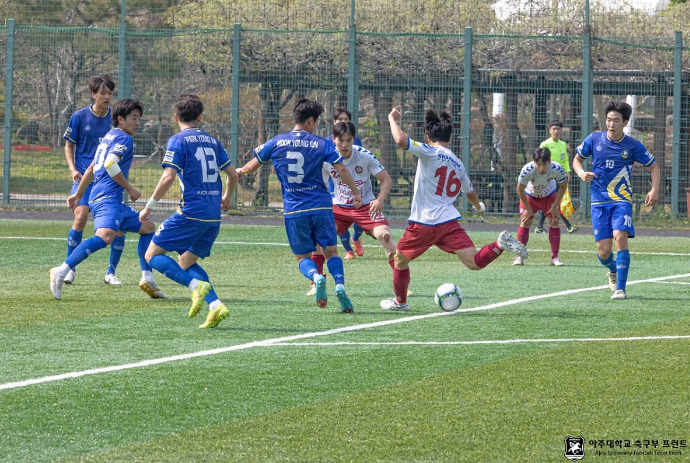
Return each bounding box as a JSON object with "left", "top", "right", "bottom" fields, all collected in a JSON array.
[
  {"left": 63, "top": 106, "right": 112, "bottom": 174},
  {"left": 253, "top": 130, "right": 343, "bottom": 217},
  {"left": 89, "top": 128, "right": 135, "bottom": 202},
  {"left": 162, "top": 128, "right": 232, "bottom": 222},
  {"left": 576, "top": 132, "right": 656, "bottom": 205}
]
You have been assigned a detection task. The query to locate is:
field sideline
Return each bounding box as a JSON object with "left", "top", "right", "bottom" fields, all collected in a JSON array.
[{"left": 0, "top": 214, "right": 689, "bottom": 462}]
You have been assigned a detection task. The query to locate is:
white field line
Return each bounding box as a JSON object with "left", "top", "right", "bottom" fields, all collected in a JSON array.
[
  {"left": 1, "top": 236, "right": 689, "bottom": 257},
  {"left": 272, "top": 335, "right": 690, "bottom": 346},
  {"left": 2, "top": 272, "right": 690, "bottom": 392}
]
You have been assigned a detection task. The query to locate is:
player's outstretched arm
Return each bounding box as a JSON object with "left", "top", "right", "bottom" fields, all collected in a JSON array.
[
  {"left": 236, "top": 158, "right": 261, "bottom": 178},
  {"left": 221, "top": 165, "right": 240, "bottom": 211},
  {"left": 388, "top": 108, "right": 409, "bottom": 150},
  {"left": 645, "top": 162, "right": 661, "bottom": 206},
  {"left": 140, "top": 167, "right": 177, "bottom": 222},
  {"left": 67, "top": 161, "right": 95, "bottom": 211}
]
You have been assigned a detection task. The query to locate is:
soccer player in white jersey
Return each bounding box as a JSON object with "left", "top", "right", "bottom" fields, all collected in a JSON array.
[
  {"left": 380, "top": 109, "right": 527, "bottom": 311},
  {"left": 573, "top": 100, "right": 659, "bottom": 300},
  {"left": 513, "top": 147, "right": 568, "bottom": 266},
  {"left": 324, "top": 121, "right": 397, "bottom": 265}
]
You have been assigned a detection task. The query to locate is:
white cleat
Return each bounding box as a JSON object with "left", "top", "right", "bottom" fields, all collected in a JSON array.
[
  {"left": 380, "top": 298, "right": 410, "bottom": 312},
  {"left": 49, "top": 267, "right": 65, "bottom": 300},
  {"left": 498, "top": 231, "right": 528, "bottom": 259},
  {"left": 512, "top": 256, "right": 524, "bottom": 266},
  {"left": 64, "top": 269, "right": 76, "bottom": 285},
  {"left": 306, "top": 282, "right": 316, "bottom": 296},
  {"left": 139, "top": 279, "right": 167, "bottom": 299},
  {"left": 551, "top": 257, "right": 565, "bottom": 266},
  {"left": 611, "top": 289, "right": 627, "bottom": 300},
  {"left": 607, "top": 272, "right": 618, "bottom": 292},
  {"left": 104, "top": 273, "right": 123, "bottom": 285}
]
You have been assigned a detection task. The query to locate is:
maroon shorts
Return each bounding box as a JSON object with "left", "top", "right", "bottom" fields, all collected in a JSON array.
[
  {"left": 397, "top": 220, "right": 476, "bottom": 260},
  {"left": 333, "top": 204, "right": 390, "bottom": 236},
  {"left": 520, "top": 194, "right": 557, "bottom": 218}
]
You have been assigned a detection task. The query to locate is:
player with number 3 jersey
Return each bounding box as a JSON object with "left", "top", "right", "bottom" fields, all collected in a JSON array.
[{"left": 379, "top": 108, "right": 527, "bottom": 312}]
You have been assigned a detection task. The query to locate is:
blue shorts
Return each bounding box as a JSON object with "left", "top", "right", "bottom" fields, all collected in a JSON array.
[
  {"left": 152, "top": 213, "right": 220, "bottom": 259},
  {"left": 90, "top": 199, "right": 142, "bottom": 233},
  {"left": 284, "top": 212, "right": 337, "bottom": 255},
  {"left": 591, "top": 202, "right": 635, "bottom": 241},
  {"left": 72, "top": 181, "right": 93, "bottom": 208}
]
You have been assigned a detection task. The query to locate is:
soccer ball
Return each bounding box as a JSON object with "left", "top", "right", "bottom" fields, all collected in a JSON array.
[{"left": 434, "top": 283, "right": 463, "bottom": 312}]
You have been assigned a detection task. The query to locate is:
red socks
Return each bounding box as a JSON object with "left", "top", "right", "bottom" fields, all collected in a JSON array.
[
  {"left": 392, "top": 267, "right": 410, "bottom": 303},
  {"left": 311, "top": 253, "right": 325, "bottom": 275},
  {"left": 473, "top": 242, "right": 502, "bottom": 269},
  {"left": 549, "top": 227, "right": 561, "bottom": 259}
]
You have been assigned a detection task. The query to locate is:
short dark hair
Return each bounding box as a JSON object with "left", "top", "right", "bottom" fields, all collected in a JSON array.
[
  {"left": 175, "top": 94, "right": 204, "bottom": 123},
  {"left": 533, "top": 147, "right": 552, "bottom": 163},
  {"left": 604, "top": 100, "right": 633, "bottom": 122},
  {"left": 333, "top": 108, "right": 352, "bottom": 122},
  {"left": 333, "top": 121, "right": 356, "bottom": 139},
  {"left": 425, "top": 110, "right": 452, "bottom": 143},
  {"left": 88, "top": 75, "right": 115, "bottom": 94},
  {"left": 112, "top": 98, "right": 143, "bottom": 127},
  {"left": 548, "top": 120, "right": 563, "bottom": 129},
  {"left": 293, "top": 98, "right": 324, "bottom": 124}
]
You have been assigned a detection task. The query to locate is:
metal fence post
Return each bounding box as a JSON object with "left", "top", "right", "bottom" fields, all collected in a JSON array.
[
  {"left": 230, "top": 23, "right": 241, "bottom": 207},
  {"left": 671, "top": 31, "right": 682, "bottom": 218},
  {"left": 347, "top": 0, "right": 358, "bottom": 125},
  {"left": 3, "top": 18, "right": 14, "bottom": 205},
  {"left": 118, "top": 0, "right": 131, "bottom": 98},
  {"left": 461, "top": 26, "right": 472, "bottom": 213},
  {"left": 580, "top": 4, "right": 593, "bottom": 219}
]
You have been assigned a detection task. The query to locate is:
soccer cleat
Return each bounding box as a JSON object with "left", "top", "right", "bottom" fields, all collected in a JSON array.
[
  {"left": 139, "top": 279, "right": 167, "bottom": 299},
  {"left": 64, "top": 269, "right": 76, "bottom": 285},
  {"left": 306, "top": 282, "right": 317, "bottom": 296},
  {"left": 611, "top": 289, "right": 627, "bottom": 300},
  {"left": 567, "top": 225, "right": 579, "bottom": 234},
  {"left": 353, "top": 240, "right": 364, "bottom": 257},
  {"left": 104, "top": 273, "right": 123, "bottom": 285},
  {"left": 406, "top": 289, "right": 414, "bottom": 297},
  {"left": 512, "top": 256, "right": 524, "bottom": 266},
  {"left": 189, "top": 281, "right": 211, "bottom": 317},
  {"left": 314, "top": 274, "right": 327, "bottom": 308},
  {"left": 607, "top": 272, "right": 618, "bottom": 292},
  {"left": 551, "top": 256, "right": 565, "bottom": 266},
  {"left": 335, "top": 284, "right": 354, "bottom": 313},
  {"left": 380, "top": 298, "right": 410, "bottom": 312},
  {"left": 497, "top": 231, "right": 528, "bottom": 259},
  {"left": 199, "top": 303, "right": 229, "bottom": 329},
  {"left": 535, "top": 227, "right": 545, "bottom": 234},
  {"left": 49, "top": 267, "right": 65, "bottom": 300},
  {"left": 344, "top": 251, "right": 356, "bottom": 260}
]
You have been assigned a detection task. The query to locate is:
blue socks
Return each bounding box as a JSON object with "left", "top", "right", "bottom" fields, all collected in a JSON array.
[
  {"left": 352, "top": 224, "right": 364, "bottom": 242},
  {"left": 616, "top": 250, "right": 630, "bottom": 291},
  {"left": 137, "top": 233, "right": 153, "bottom": 272},
  {"left": 339, "top": 230, "right": 354, "bottom": 253},
  {"left": 149, "top": 254, "right": 193, "bottom": 287},
  {"left": 107, "top": 234, "right": 126, "bottom": 275},
  {"left": 598, "top": 253, "right": 617, "bottom": 274},
  {"left": 65, "top": 236, "right": 107, "bottom": 269},
  {"left": 327, "top": 256, "right": 345, "bottom": 285},
  {"left": 186, "top": 263, "right": 218, "bottom": 304},
  {"left": 298, "top": 258, "right": 319, "bottom": 280},
  {"left": 66, "top": 228, "right": 83, "bottom": 258}
]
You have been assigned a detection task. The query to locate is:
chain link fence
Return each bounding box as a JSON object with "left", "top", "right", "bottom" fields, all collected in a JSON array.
[{"left": 2, "top": 0, "right": 689, "bottom": 219}]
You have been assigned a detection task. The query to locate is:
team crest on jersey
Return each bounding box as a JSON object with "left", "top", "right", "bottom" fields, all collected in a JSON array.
[
  {"left": 113, "top": 144, "right": 127, "bottom": 154},
  {"left": 85, "top": 125, "right": 91, "bottom": 131},
  {"left": 355, "top": 166, "right": 363, "bottom": 174},
  {"left": 621, "top": 150, "right": 629, "bottom": 159},
  {"left": 596, "top": 145, "right": 602, "bottom": 151}
]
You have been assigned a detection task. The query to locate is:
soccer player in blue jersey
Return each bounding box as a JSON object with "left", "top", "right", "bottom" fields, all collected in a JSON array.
[
  {"left": 139, "top": 94, "right": 239, "bottom": 329},
  {"left": 573, "top": 100, "right": 660, "bottom": 300},
  {"left": 50, "top": 99, "right": 166, "bottom": 301},
  {"left": 237, "top": 98, "right": 363, "bottom": 313},
  {"left": 62, "top": 75, "right": 127, "bottom": 286}
]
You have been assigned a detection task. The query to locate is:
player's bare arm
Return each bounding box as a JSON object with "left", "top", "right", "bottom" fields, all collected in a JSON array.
[
  {"left": 572, "top": 155, "right": 596, "bottom": 182},
  {"left": 465, "top": 190, "right": 485, "bottom": 213},
  {"left": 67, "top": 161, "right": 95, "bottom": 211},
  {"left": 646, "top": 162, "right": 661, "bottom": 206},
  {"left": 516, "top": 183, "right": 534, "bottom": 220},
  {"left": 64, "top": 141, "right": 81, "bottom": 182},
  {"left": 333, "top": 162, "right": 363, "bottom": 209},
  {"left": 140, "top": 167, "right": 177, "bottom": 222},
  {"left": 370, "top": 170, "right": 392, "bottom": 218},
  {"left": 221, "top": 165, "right": 240, "bottom": 211},
  {"left": 388, "top": 108, "right": 409, "bottom": 149},
  {"left": 550, "top": 181, "right": 568, "bottom": 217},
  {"left": 236, "top": 158, "right": 261, "bottom": 178}
]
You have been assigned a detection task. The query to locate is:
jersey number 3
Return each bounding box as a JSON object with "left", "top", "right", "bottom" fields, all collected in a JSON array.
[
  {"left": 194, "top": 147, "right": 219, "bottom": 183},
  {"left": 286, "top": 151, "right": 305, "bottom": 183},
  {"left": 434, "top": 166, "right": 461, "bottom": 196}
]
